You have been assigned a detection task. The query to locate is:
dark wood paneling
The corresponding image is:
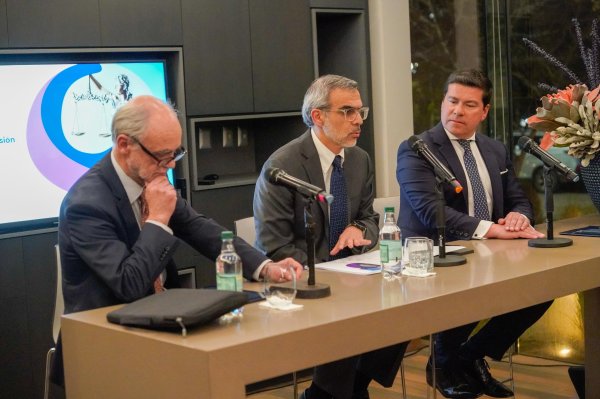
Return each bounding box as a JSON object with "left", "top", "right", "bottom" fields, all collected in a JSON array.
[
  {"left": 0, "top": 234, "right": 32, "bottom": 398},
  {"left": 6, "top": 0, "right": 101, "bottom": 47},
  {"left": 249, "top": 0, "right": 314, "bottom": 113},
  {"left": 191, "top": 184, "right": 255, "bottom": 232},
  {"left": 310, "top": 0, "right": 366, "bottom": 8},
  {"left": 0, "top": 236, "right": 25, "bottom": 299},
  {"left": 181, "top": 0, "right": 253, "bottom": 116},
  {"left": 99, "top": 0, "right": 182, "bottom": 46},
  {"left": 0, "top": 0, "right": 8, "bottom": 47},
  {"left": 0, "top": 298, "right": 33, "bottom": 399},
  {"left": 314, "top": 10, "right": 375, "bottom": 166},
  {"left": 23, "top": 233, "right": 57, "bottom": 396}
]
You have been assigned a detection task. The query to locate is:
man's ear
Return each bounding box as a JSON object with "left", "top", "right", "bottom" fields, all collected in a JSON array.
[
  {"left": 115, "top": 134, "right": 130, "bottom": 154},
  {"left": 311, "top": 108, "right": 325, "bottom": 127},
  {"left": 481, "top": 104, "right": 491, "bottom": 121}
]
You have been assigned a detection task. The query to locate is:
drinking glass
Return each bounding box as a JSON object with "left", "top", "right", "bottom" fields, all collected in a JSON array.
[
  {"left": 261, "top": 263, "right": 297, "bottom": 309},
  {"left": 403, "top": 237, "right": 434, "bottom": 276}
]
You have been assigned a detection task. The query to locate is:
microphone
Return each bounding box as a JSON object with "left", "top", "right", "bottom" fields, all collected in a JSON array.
[
  {"left": 265, "top": 167, "right": 334, "bottom": 204},
  {"left": 408, "top": 136, "right": 463, "bottom": 193},
  {"left": 518, "top": 136, "right": 579, "bottom": 182}
]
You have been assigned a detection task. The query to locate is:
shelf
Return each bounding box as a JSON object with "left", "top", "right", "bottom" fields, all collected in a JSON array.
[
  {"left": 195, "top": 173, "right": 259, "bottom": 191},
  {"left": 188, "top": 112, "right": 305, "bottom": 192}
]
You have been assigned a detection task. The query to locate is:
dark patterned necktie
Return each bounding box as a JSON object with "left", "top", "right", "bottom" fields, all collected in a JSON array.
[
  {"left": 138, "top": 189, "right": 165, "bottom": 293},
  {"left": 329, "top": 155, "right": 349, "bottom": 259},
  {"left": 458, "top": 139, "right": 490, "bottom": 220}
]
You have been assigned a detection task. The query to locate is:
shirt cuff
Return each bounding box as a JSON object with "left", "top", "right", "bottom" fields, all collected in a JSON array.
[
  {"left": 253, "top": 260, "right": 272, "bottom": 281},
  {"left": 145, "top": 220, "right": 173, "bottom": 235},
  {"left": 472, "top": 220, "right": 493, "bottom": 239}
]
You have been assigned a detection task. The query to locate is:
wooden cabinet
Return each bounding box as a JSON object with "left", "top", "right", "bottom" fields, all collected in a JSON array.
[
  {"left": 99, "top": 0, "right": 183, "bottom": 46},
  {"left": 181, "top": 0, "right": 254, "bottom": 116},
  {"left": 310, "top": 0, "right": 367, "bottom": 8},
  {"left": 182, "top": 0, "right": 314, "bottom": 116},
  {"left": 0, "top": 0, "right": 7, "bottom": 47},
  {"left": 249, "top": 0, "right": 314, "bottom": 113},
  {"left": 188, "top": 113, "right": 306, "bottom": 191},
  {"left": 6, "top": 0, "right": 101, "bottom": 47}
]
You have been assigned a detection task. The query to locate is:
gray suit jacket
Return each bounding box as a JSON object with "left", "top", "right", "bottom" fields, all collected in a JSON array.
[{"left": 253, "top": 131, "right": 378, "bottom": 264}]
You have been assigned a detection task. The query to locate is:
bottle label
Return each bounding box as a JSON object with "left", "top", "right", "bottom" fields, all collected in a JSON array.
[
  {"left": 216, "top": 273, "right": 242, "bottom": 292},
  {"left": 380, "top": 240, "right": 402, "bottom": 263}
]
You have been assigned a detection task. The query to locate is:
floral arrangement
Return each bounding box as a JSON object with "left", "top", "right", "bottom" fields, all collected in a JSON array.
[
  {"left": 527, "top": 83, "right": 600, "bottom": 166},
  {"left": 524, "top": 18, "right": 600, "bottom": 166}
]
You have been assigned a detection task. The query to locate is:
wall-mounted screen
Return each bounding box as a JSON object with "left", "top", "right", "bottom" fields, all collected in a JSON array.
[{"left": 0, "top": 59, "right": 170, "bottom": 234}]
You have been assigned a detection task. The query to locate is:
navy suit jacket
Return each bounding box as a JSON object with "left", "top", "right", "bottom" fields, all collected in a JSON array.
[
  {"left": 396, "top": 123, "right": 533, "bottom": 242},
  {"left": 53, "top": 153, "right": 268, "bottom": 386},
  {"left": 59, "top": 153, "right": 268, "bottom": 314},
  {"left": 253, "top": 131, "right": 379, "bottom": 264}
]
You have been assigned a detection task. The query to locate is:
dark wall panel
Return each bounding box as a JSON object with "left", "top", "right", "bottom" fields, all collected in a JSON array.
[
  {"left": 0, "top": 236, "right": 25, "bottom": 299},
  {"left": 0, "top": 298, "right": 33, "bottom": 399},
  {"left": 6, "top": 0, "right": 101, "bottom": 47},
  {"left": 23, "top": 233, "right": 57, "bottom": 396},
  {"left": 310, "top": 0, "right": 366, "bottom": 8},
  {"left": 99, "top": 0, "right": 183, "bottom": 46},
  {"left": 181, "top": 0, "right": 253, "bottom": 116},
  {"left": 0, "top": 238, "right": 33, "bottom": 399},
  {"left": 0, "top": 0, "right": 8, "bottom": 47},
  {"left": 249, "top": 0, "right": 314, "bottom": 113}
]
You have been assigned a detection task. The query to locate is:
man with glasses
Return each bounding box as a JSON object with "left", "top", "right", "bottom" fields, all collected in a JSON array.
[
  {"left": 51, "top": 95, "right": 303, "bottom": 390},
  {"left": 254, "top": 75, "right": 407, "bottom": 399}
]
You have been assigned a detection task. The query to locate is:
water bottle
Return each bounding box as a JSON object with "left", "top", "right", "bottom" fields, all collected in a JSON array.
[
  {"left": 379, "top": 207, "right": 402, "bottom": 280},
  {"left": 216, "top": 230, "right": 243, "bottom": 318}
]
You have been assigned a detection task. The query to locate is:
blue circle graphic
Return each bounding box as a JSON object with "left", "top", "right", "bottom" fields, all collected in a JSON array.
[{"left": 41, "top": 64, "right": 110, "bottom": 168}]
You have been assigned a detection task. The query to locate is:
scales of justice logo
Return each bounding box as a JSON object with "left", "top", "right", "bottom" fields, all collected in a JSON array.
[{"left": 26, "top": 63, "right": 154, "bottom": 190}]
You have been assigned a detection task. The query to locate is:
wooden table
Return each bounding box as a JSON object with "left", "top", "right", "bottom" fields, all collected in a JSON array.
[{"left": 62, "top": 215, "right": 600, "bottom": 398}]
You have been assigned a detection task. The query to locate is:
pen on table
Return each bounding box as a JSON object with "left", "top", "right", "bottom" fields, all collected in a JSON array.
[{"left": 346, "top": 262, "right": 380, "bottom": 270}]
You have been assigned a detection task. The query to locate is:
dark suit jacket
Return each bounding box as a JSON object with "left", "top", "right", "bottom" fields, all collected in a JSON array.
[
  {"left": 253, "top": 130, "right": 379, "bottom": 264},
  {"left": 396, "top": 123, "right": 533, "bottom": 242},
  {"left": 53, "top": 153, "right": 268, "bottom": 386},
  {"left": 59, "top": 153, "right": 268, "bottom": 314}
]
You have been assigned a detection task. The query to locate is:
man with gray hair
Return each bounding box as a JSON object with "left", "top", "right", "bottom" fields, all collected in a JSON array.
[
  {"left": 254, "top": 75, "right": 407, "bottom": 399},
  {"left": 51, "top": 95, "right": 302, "bottom": 391}
]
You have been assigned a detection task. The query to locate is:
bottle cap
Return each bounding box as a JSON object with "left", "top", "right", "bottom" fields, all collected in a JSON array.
[
  {"left": 384, "top": 206, "right": 395, "bottom": 213},
  {"left": 221, "top": 230, "right": 234, "bottom": 240}
]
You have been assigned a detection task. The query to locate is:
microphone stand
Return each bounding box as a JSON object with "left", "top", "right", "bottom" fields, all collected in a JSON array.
[
  {"left": 433, "top": 177, "right": 467, "bottom": 266},
  {"left": 528, "top": 166, "right": 573, "bottom": 248},
  {"left": 295, "top": 197, "right": 331, "bottom": 298}
]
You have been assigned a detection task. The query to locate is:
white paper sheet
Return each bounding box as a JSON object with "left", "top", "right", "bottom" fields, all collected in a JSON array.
[{"left": 315, "top": 247, "right": 465, "bottom": 275}]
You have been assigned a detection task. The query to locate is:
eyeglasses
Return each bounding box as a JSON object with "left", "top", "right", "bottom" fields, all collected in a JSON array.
[
  {"left": 129, "top": 136, "right": 186, "bottom": 167},
  {"left": 321, "top": 106, "right": 370, "bottom": 122}
]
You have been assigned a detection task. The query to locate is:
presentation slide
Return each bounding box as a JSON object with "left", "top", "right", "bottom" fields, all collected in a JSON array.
[{"left": 0, "top": 62, "right": 167, "bottom": 227}]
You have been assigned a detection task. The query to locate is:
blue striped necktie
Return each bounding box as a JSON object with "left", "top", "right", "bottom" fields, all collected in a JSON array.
[
  {"left": 329, "top": 155, "right": 349, "bottom": 259},
  {"left": 458, "top": 139, "right": 490, "bottom": 220}
]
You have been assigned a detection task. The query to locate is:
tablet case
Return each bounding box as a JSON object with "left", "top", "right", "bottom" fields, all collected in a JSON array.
[{"left": 107, "top": 288, "right": 248, "bottom": 335}]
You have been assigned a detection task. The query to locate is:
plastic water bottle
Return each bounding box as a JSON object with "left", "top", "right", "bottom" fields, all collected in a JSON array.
[
  {"left": 216, "top": 230, "right": 243, "bottom": 318},
  {"left": 379, "top": 207, "right": 402, "bottom": 280}
]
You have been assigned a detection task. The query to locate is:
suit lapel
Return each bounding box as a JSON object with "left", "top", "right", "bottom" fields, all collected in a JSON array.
[
  {"left": 299, "top": 132, "right": 328, "bottom": 213},
  {"left": 298, "top": 131, "right": 329, "bottom": 233},
  {"left": 431, "top": 125, "right": 469, "bottom": 205},
  {"left": 98, "top": 154, "right": 142, "bottom": 246},
  {"left": 474, "top": 138, "right": 503, "bottom": 219}
]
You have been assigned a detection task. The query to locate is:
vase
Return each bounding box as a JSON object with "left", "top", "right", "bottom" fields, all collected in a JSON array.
[{"left": 580, "top": 156, "right": 600, "bottom": 212}]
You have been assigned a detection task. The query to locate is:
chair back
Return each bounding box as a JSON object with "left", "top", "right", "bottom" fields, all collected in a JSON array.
[
  {"left": 52, "top": 244, "right": 64, "bottom": 344},
  {"left": 373, "top": 196, "right": 400, "bottom": 229},
  {"left": 235, "top": 216, "right": 257, "bottom": 247}
]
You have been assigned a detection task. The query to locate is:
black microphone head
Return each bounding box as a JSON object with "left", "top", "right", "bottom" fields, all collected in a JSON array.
[
  {"left": 518, "top": 136, "right": 533, "bottom": 151},
  {"left": 265, "top": 167, "right": 282, "bottom": 184},
  {"left": 408, "top": 135, "right": 422, "bottom": 150}
]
